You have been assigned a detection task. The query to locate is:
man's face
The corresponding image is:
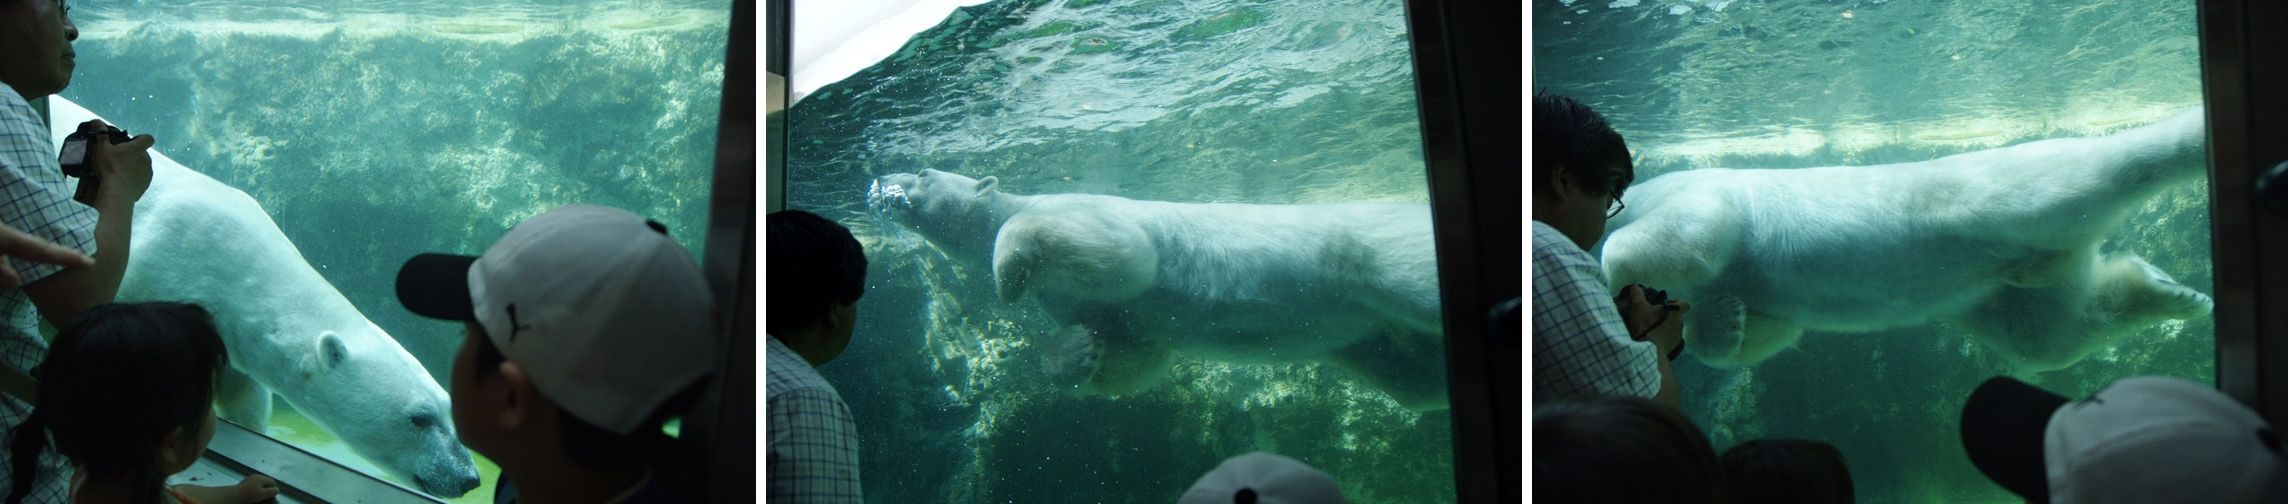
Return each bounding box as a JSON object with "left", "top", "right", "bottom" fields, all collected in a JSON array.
[{"left": 0, "top": 0, "right": 76, "bottom": 99}]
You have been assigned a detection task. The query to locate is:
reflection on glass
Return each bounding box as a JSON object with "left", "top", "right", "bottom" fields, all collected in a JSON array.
[
  {"left": 55, "top": 1, "right": 730, "bottom": 501},
  {"left": 1535, "top": 0, "right": 2212, "bottom": 501},
  {"left": 786, "top": 0, "right": 1453, "bottom": 501}
]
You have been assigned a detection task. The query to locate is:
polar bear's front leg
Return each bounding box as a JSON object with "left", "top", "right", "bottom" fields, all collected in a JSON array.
[
  {"left": 1675, "top": 295, "right": 1804, "bottom": 368},
  {"left": 994, "top": 212, "right": 1158, "bottom": 303},
  {"left": 216, "top": 366, "right": 271, "bottom": 431}
]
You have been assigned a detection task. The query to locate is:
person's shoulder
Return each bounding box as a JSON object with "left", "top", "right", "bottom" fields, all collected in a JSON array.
[
  {"left": 1530, "top": 220, "right": 1569, "bottom": 248},
  {"left": 0, "top": 87, "right": 36, "bottom": 125},
  {"left": 764, "top": 338, "right": 845, "bottom": 399}
]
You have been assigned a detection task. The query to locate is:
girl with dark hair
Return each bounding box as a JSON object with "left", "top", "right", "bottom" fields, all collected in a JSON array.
[{"left": 4, "top": 302, "right": 278, "bottom": 504}]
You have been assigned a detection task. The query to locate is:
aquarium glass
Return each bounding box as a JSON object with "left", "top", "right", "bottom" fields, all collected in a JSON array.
[
  {"left": 783, "top": 0, "right": 1454, "bottom": 502},
  {"left": 54, "top": 0, "right": 730, "bottom": 501},
  {"left": 1534, "top": 1, "right": 2212, "bottom": 502}
]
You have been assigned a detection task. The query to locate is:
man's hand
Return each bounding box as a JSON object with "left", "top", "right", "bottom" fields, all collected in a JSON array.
[
  {"left": 75, "top": 120, "right": 154, "bottom": 208},
  {"left": 0, "top": 222, "right": 90, "bottom": 289},
  {"left": 1617, "top": 284, "right": 1691, "bottom": 358}
]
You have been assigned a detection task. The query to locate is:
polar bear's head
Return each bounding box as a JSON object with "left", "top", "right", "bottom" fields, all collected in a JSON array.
[
  {"left": 283, "top": 327, "right": 482, "bottom": 497},
  {"left": 869, "top": 169, "right": 1012, "bottom": 255}
]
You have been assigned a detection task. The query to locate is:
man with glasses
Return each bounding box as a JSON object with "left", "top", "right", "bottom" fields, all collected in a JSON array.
[
  {"left": 0, "top": 0, "right": 159, "bottom": 499},
  {"left": 1531, "top": 90, "right": 1689, "bottom": 408}
]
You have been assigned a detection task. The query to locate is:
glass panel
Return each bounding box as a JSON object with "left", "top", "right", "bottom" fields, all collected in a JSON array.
[
  {"left": 57, "top": 1, "right": 730, "bottom": 501},
  {"left": 785, "top": 0, "right": 1452, "bottom": 501},
  {"left": 1534, "top": 1, "right": 2211, "bottom": 501}
]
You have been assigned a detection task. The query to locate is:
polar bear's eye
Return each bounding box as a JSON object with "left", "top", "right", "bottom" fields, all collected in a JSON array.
[{"left": 411, "top": 413, "right": 437, "bottom": 429}]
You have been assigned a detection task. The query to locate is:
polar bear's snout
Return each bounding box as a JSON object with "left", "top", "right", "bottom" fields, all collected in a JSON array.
[{"left": 868, "top": 173, "right": 919, "bottom": 216}]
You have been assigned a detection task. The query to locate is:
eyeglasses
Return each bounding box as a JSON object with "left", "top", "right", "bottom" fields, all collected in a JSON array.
[{"left": 1606, "top": 197, "right": 1627, "bottom": 219}]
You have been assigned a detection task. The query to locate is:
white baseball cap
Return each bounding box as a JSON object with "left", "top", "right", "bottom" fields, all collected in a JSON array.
[
  {"left": 396, "top": 204, "right": 717, "bottom": 434},
  {"left": 1179, "top": 452, "right": 1347, "bottom": 504},
  {"left": 1961, "top": 376, "right": 2288, "bottom": 504}
]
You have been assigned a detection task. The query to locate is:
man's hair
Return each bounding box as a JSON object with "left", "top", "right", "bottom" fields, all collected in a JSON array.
[
  {"left": 471, "top": 328, "right": 705, "bottom": 471},
  {"left": 1721, "top": 438, "right": 1855, "bottom": 504},
  {"left": 1533, "top": 89, "right": 1635, "bottom": 199},
  {"left": 1534, "top": 395, "right": 1731, "bottom": 503},
  {"left": 765, "top": 210, "right": 867, "bottom": 336}
]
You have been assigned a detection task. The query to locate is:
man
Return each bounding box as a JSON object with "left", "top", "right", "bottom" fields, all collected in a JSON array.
[
  {"left": 1961, "top": 376, "right": 2288, "bottom": 503},
  {"left": 1531, "top": 90, "right": 1688, "bottom": 408},
  {"left": 396, "top": 204, "right": 716, "bottom": 503},
  {"left": 764, "top": 209, "right": 865, "bottom": 503},
  {"left": 0, "top": 0, "right": 156, "bottom": 498}
]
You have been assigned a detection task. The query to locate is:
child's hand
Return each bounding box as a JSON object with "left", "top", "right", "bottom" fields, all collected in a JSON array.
[{"left": 235, "top": 474, "right": 279, "bottom": 503}]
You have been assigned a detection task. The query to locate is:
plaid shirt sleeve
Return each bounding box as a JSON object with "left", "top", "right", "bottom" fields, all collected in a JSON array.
[
  {"left": 766, "top": 339, "right": 863, "bottom": 504},
  {"left": 0, "top": 88, "right": 92, "bottom": 504},
  {"left": 0, "top": 89, "right": 99, "bottom": 286},
  {"left": 1531, "top": 221, "right": 1661, "bottom": 404}
]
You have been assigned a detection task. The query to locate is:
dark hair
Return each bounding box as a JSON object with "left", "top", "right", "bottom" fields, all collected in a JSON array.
[
  {"left": 1722, "top": 438, "right": 1855, "bottom": 504},
  {"left": 764, "top": 209, "right": 867, "bottom": 336},
  {"left": 8, "top": 303, "right": 229, "bottom": 504},
  {"left": 469, "top": 329, "right": 705, "bottom": 471},
  {"left": 1533, "top": 89, "right": 1635, "bottom": 199},
  {"left": 1534, "top": 395, "right": 1730, "bottom": 504}
]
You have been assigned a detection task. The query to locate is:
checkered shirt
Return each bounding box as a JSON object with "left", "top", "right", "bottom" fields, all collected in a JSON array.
[
  {"left": 0, "top": 86, "right": 99, "bottom": 503},
  {"left": 765, "top": 336, "right": 862, "bottom": 503},
  {"left": 1532, "top": 221, "right": 1660, "bottom": 405}
]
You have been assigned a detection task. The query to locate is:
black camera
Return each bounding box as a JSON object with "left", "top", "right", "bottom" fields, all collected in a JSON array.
[
  {"left": 1615, "top": 284, "right": 1671, "bottom": 306},
  {"left": 59, "top": 120, "right": 130, "bottom": 180}
]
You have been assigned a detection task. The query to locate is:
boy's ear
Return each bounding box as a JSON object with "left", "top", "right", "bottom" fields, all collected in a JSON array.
[{"left": 495, "top": 360, "right": 536, "bottom": 429}]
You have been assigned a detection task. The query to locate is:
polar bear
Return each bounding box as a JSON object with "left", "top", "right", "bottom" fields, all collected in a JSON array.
[
  {"left": 45, "top": 97, "right": 480, "bottom": 497},
  {"left": 1601, "top": 107, "right": 2214, "bottom": 371},
  {"left": 868, "top": 169, "right": 1448, "bottom": 411}
]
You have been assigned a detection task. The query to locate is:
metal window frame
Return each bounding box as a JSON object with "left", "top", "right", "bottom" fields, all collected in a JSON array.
[
  {"left": 1403, "top": 0, "right": 1519, "bottom": 502},
  {"left": 2196, "top": 0, "right": 2288, "bottom": 424}
]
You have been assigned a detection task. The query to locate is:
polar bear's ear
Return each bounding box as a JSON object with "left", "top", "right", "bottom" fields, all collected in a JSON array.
[
  {"left": 316, "top": 332, "right": 348, "bottom": 371},
  {"left": 976, "top": 176, "right": 1000, "bottom": 195}
]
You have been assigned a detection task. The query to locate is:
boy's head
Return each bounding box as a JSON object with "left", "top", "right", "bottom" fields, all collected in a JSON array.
[
  {"left": 394, "top": 204, "right": 717, "bottom": 473},
  {"left": 1962, "top": 376, "right": 2288, "bottom": 503},
  {"left": 0, "top": 0, "right": 79, "bottom": 100},
  {"left": 1532, "top": 90, "right": 1635, "bottom": 250},
  {"left": 765, "top": 209, "right": 866, "bottom": 365}
]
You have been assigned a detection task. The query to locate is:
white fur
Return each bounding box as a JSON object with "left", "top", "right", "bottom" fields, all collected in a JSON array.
[
  {"left": 46, "top": 97, "right": 479, "bottom": 495},
  {"left": 875, "top": 169, "right": 1447, "bottom": 410},
  {"left": 1601, "top": 108, "right": 2213, "bottom": 370}
]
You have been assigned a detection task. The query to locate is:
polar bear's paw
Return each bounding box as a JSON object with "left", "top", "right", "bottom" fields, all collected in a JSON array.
[
  {"left": 1040, "top": 324, "right": 1102, "bottom": 392},
  {"left": 1682, "top": 295, "right": 1749, "bottom": 367},
  {"left": 2106, "top": 253, "right": 2213, "bottom": 322}
]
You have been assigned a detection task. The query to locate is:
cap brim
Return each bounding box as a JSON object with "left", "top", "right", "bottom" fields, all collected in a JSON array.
[
  {"left": 397, "top": 253, "right": 479, "bottom": 322},
  {"left": 1962, "top": 376, "right": 2071, "bottom": 502}
]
